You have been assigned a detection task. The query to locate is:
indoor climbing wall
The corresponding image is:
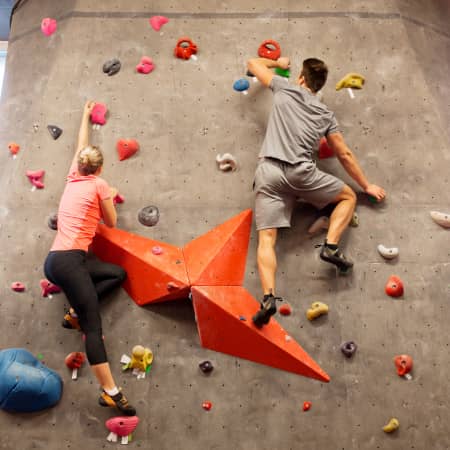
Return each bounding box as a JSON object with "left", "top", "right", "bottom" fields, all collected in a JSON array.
[{"left": 0, "top": 0, "right": 449, "bottom": 449}]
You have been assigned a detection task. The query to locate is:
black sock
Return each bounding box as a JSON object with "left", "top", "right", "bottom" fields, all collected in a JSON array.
[{"left": 325, "top": 242, "right": 338, "bottom": 250}]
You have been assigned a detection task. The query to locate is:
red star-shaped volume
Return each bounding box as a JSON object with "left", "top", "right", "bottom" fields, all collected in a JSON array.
[{"left": 92, "top": 210, "right": 330, "bottom": 382}]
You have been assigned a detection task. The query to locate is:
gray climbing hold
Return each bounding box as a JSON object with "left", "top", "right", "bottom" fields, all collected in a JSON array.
[
  {"left": 102, "top": 58, "right": 121, "bottom": 76},
  {"left": 47, "top": 125, "right": 62, "bottom": 140},
  {"left": 48, "top": 212, "right": 58, "bottom": 230},
  {"left": 430, "top": 210, "right": 450, "bottom": 228},
  {"left": 138, "top": 205, "right": 159, "bottom": 227},
  {"left": 350, "top": 212, "right": 359, "bottom": 227},
  {"left": 377, "top": 244, "right": 399, "bottom": 260}
]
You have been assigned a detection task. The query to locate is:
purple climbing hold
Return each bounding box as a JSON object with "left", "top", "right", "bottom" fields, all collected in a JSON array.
[
  {"left": 48, "top": 212, "right": 58, "bottom": 230},
  {"left": 199, "top": 360, "right": 214, "bottom": 374},
  {"left": 47, "top": 125, "right": 62, "bottom": 140},
  {"left": 341, "top": 341, "right": 357, "bottom": 358},
  {"left": 138, "top": 205, "right": 159, "bottom": 227}
]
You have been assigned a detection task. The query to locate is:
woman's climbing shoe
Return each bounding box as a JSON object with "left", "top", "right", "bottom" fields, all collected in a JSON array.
[
  {"left": 62, "top": 311, "right": 80, "bottom": 330},
  {"left": 252, "top": 294, "right": 283, "bottom": 328},
  {"left": 99, "top": 390, "right": 137, "bottom": 416}
]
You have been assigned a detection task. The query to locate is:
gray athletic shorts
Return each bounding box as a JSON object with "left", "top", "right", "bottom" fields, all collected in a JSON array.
[{"left": 254, "top": 157, "right": 344, "bottom": 230}]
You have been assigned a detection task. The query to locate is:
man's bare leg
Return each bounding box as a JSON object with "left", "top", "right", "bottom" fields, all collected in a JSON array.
[
  {"left": 326, "top": 185, "right": 357, "bottom": 244},
  {"left": 257, "top": 228, "right": 278, "bottom": 295}
]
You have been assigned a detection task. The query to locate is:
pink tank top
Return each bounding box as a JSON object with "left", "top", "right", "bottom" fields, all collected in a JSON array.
[{"left": 51, "top": 161, "right": 111, "bottom": 252}]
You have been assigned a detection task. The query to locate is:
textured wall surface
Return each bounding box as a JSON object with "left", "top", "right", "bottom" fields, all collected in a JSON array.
[{"left": 0, "top": 1, "right": 449, "bottom": 449}]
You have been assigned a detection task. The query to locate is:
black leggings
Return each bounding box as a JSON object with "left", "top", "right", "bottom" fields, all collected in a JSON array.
[{"left": 44, "top": 250, "right": 126, "bottom": 365}]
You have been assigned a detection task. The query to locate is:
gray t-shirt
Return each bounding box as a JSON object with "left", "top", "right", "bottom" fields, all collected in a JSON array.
[{"left": 259, "top": 75, "right": 340, "bottom": 164}]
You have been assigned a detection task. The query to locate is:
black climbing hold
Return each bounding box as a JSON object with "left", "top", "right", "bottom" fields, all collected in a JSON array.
[
  {"left": 102, "top": 58, "right": 121, "bottom": 76},
  {"left": 48, "top": 212, "right": 58, "bottom": 230},
  {"left": 199, "top": 360, "right": 214, "bottom": 374},
  {"left": 340, "top": 341, "right": 357, "bottom": 358},
  {"left": 47, "top": 125, "right": 62, "bottom": 140},
  {"left": 138, "top": 205, "right": 159, "bottom": 227}
]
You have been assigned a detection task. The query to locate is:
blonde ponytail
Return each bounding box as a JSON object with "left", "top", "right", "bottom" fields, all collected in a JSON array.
[{"left": 77, "top": 145, "right": 104, "bottom": 175}]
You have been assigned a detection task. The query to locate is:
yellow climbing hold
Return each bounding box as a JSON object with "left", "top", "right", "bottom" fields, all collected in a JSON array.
[
  {"left": 306, "top": 302, "right": 329, "bottom": 321},
  {"left": 336, "top": 73, "right": 365, "bottom": 90},
  {"left": 129, "top": 345, "right": 154, "bottom": 372},
  {"left": 382, "top": 417, "right": 400, "bottom": 433}
]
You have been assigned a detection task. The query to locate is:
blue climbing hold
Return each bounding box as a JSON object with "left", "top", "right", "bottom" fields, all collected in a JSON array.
[
  {"left": 233, "top": 78, "right": 250, "bottom": 93},
  {"left": 0, "top": 348, "right": 63, "bottom": 412}
]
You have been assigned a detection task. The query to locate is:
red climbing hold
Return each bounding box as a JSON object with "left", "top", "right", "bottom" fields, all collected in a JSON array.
[
  {"left": 136, "top": 56, "right": 155, "bottom": 74},
  {"left": 149, "top": 16, "right": 169, "bottom": 31},
  {"left": 318, "top": 137, "right": 334, "bottom": 159},
  {"left": 279, "top": 304, "right": 292, "bottom": 316},
  {"left": 90, "top": 103, "right": 107, "bottom": 126},
  {"left": 26, "top": 170, "right": 45, "bottom": 189},
  {"left": 11, "top": 282, "right": 25, "bottom": 292},
  {"left": 65, "top": 352, "right": 85, "bottom": 370},
  {"left": 303, "top": 401, "right": 312, "bottom": 411},
  {"left": 174, "top": 37, "right": 198, "bottom": 60},
  {"left": 113, "top": 193, "right": 125, "bottom": 205},
  {"left": 40, "top": 279, "right": 61, "bottom": 297},
  {"left": 385, "top": 275, "right": 404, "bottom": 297},
  {"left": 8, "top": 142, "right": 20, "bottom": 155},
  {"left": 394, "top": 354, "right": 413, "bottom": 376},
  {"left": 257, "top": 40, "right": 281, "bottom": 60},
  {"left": 41, "top": 18, "right": 57, "bottom": 36},
  {"left": 202, "top": 401, "right": 212, "bottom": 411},
  {"left": 117, "top": 139, "right": 139, "bottom": 161}
]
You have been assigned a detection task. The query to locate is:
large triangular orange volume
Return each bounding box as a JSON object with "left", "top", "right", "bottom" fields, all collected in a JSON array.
[
  {"left": 191, "top": 286, "right": 330, "bottom": 382},
  {"left": 183, "top": 209, "right": 252, "bottom": 286},
  {"left": 92, "top": 224, "right": 190, "bottom": 305}
]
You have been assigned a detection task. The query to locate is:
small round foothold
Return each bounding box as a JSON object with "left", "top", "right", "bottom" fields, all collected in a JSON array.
[
  {"left": 394, "top": 354, "right": 413, "bottom": 377},
  {"left": 48, "top": 212, "right": 58, "bottom": 230},
  {"left": 138, "top": 205, "right": 160, "bottom": 227},
  {"left": 199, "top": 360, "right": 214, "bottom": 374},
  {"left": 102, "top": 58, "right": 121, "bottom": 76},
  {"left": 152, "top": 246, "right": 163, "bottom": 255},
  {"left": 303, "top": 401, "right": 312, "bottom": 411},
  {"left": 233, "top": 78, "right": 250, "bottom": 93},
  {"left": 47, "top": 125, "right": 63, "bottom": 140},
  {"left": 202, "top": 401, "right": 212, "bottom": 411},
  {"left": 8, "top": 142, "right": 20, "bottom": 155},
  {"left": 377, "top": 244, "right": 399, "bottom": 260},
  {"left": 383, "top": 417, "right": 399, "bottom": 433},
  {"left": 41, "top": 17, "right": 57, "bottom": 36},
  {"left": 11, "top": 282, "right": 25, "bottom": 292},
  {"left": 340, "top": 341, "right": 357, "bottom": 358},
  {"left": 385, "top": 275, "right": 404, "bottom": 297},
  {"left": 279, "top": 304, "right": 292, "bottom": 316}
]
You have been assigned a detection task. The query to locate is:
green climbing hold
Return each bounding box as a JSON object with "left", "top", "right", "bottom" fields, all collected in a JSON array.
[
  {"left": 36, "top": 353, "right": 44, "bottom": 360},
  {"left": 368, "top": 195, "right": 377, "bottom": 204},
  {"left": 275, "top": 67, "right": 290, "bottom": 78}
]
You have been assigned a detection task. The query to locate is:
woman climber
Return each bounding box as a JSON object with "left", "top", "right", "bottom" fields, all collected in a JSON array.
[{"left": 44, "top": 100, "right": 136, "bottom": 416}]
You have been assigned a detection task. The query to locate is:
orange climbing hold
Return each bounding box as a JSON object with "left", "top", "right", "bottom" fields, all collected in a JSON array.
[
  {"left": 174, "top": 37, "right": 197, "bottom": 60},
  {"left": 8, "top": 142, "right": 20, "bottom": 156},
  {"left": 191, "top": 285, "right": 330, "bottom": 381},
  {"left": 183, "top": 209, "right": 252, "bottom": 286}
]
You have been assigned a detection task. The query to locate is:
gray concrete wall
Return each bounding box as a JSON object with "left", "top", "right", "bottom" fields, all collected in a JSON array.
[{"left": 0, "top": 1, "right": 449, "bottom": 449}]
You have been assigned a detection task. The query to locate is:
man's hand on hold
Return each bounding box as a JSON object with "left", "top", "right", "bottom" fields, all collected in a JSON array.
[
  {"left": 365, "top": 184, "right": 386, "bottom": 202},
  {"left": 276, "top": 57, "right": 290, "bottom": 70}
]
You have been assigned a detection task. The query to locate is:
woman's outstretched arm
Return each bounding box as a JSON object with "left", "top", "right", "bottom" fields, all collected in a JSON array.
[{"left": 70, "top": 101, "right": 95, "bottom": 169}]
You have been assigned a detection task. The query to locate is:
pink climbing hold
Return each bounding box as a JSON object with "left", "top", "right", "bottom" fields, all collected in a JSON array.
[
  {"left": 105, "top": 416, "right": 139, "bottom": 442},
  {"left": 11, "top": 282, "right": 26, "bottom": 292},
  {"left": 149, "top": 16, "right": 169, "bottom": 32},
  {"left": 41, "top": 18, "right": 57, "bottom": 36},
  {"left": 136, "top": 56, "right": 155, "bottom": 74},
  {"left": 279, "top": 303, "right": 292, "bottom": 316},
  {"left": 90, "top": 103, "right": 107, "bottom": 126},
  {"left": 40, "top": 279, "right": 61, "bottom": 297},
  {"left": 26, "top": 170, "right": 45, "bottom": 189},
  {"left": 152, "top": 246, "right": 163, "bottom": 255},
  {"left": 113, "top": 193, "right": 125, "bottom": 205}
]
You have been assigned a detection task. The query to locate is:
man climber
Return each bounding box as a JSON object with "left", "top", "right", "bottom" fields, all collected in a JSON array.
[{"left": 247, "top": 56, "right": 386, "bottom": 327}]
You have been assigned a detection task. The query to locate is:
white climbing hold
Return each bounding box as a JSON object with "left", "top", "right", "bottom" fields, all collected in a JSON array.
[
  {"left": 377, "top": 244, "right": 399, "bottom": 260},
  {"left": 307, "top": 216, "right": 329, "bottom": 235},
  {"left": 216, "top": 153, "right": 237, "bottom": 172},
  {"left": 430, "top": 210, "right": 450, "bottom": 228}
]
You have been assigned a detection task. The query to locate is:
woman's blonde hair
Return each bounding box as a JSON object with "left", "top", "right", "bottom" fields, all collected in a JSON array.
[{"left": 77, "top": 145, "right": 104, "bottom": 175}]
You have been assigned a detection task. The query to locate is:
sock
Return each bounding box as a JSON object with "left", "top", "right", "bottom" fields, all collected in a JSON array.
[
  {"left": 71, "top": 312, "right": 78, "bottom": 318},
  {"left": 105, "top": 386, "right": 119, "bottom": 397},
  {"left": 325, "top": 242, "right": 338, "bottom": 250}
]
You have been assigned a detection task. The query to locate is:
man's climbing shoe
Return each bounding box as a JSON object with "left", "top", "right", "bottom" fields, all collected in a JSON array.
[
  {"left": 62, "top": 311, "right": 80, "bottom": 330},
  {"left": 318, "top": 243, "right": 354, "bottom": 272},
  {"left": 99, "top": 390, "right": 137, "bottom": 416},
  {"left": 252, "top": 294, "right": 283, "bottom": 328}
]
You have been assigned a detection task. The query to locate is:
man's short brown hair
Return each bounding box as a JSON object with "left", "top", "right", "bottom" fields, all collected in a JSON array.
[{"left": 301, "top": 58, "right": 328, "bottom": 93}]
